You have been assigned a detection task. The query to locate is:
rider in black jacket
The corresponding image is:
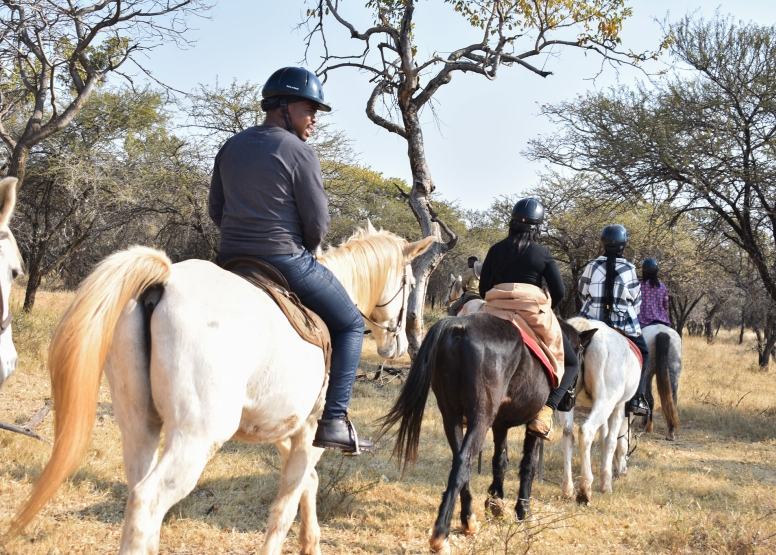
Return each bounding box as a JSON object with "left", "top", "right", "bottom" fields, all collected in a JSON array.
[{"left": 480, "top": 198, "right": 579, "bottom": 439}]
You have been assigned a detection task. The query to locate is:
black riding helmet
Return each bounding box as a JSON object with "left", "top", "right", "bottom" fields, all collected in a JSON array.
[
  {"left": 600, "top": 224, "right": 628, "bottom": 254},
  {"left": 511, "top": 198, "right": 544, "bottom": 225},
  {"left": 261, "top": 67, "right": 331, "bottom": 112},
  {"left": 641, "top": 258, "right": 659, "bottom": 275}
]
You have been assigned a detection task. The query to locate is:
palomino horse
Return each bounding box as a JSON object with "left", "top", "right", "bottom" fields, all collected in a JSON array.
[
  {"left": 642, "top": 323, "right": 681, "bottom": 441},
  {"left": 0, "top": 177, "right": 23, "bottom": 388},
  {"left": 7, "top": 224, "right": 435, "bottom": 555},
  {"left": 378, "top": 313, "right": 595, "bottom": 554}
]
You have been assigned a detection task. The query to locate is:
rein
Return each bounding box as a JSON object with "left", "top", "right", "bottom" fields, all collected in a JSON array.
[{"left": 358, "top": 263, "right": 411, "bottom": 337}]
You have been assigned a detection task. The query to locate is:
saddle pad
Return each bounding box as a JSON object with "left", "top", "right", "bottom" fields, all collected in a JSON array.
[
  {"left": 518, "top": 328, "right": 556, "bottom": 388},
  {"left": 225, "top": 266, "right": 332, "bottom": 374},
  {"left": 625, "top": 336, "right": 643, "bottom": 368}
]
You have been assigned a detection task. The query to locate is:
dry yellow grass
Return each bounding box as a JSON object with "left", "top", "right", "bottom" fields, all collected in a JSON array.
[{"left": 0, "top": 290, "right": 775, "bottom": 554}]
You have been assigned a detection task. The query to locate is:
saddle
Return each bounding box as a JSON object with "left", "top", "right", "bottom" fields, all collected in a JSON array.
[
  {"left": 221, "top": 257, "right": 332, "bottom": 373},
  {"left": 612, "top": 327, "right": 643, "bottom": 367}
]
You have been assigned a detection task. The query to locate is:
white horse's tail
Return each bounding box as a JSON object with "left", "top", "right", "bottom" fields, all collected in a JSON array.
[
  {"left": 654, "top": 332, "right": 680, "bottom": 431},
  {"left": 6, "top": 246, "right": 171, "bottom": 538}
]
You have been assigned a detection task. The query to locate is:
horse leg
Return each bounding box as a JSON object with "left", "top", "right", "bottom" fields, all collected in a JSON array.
[
  {"left": 561, "top": 409, "right": 575, "bottom": 499},
  {"left": 486, "top": 426, "right": 508, "bottom": 517},
  {"left": 430, "top": 418, "right": 487, "bottom": 554},
  {"left": 576, "top": 404, "right": 610, "bottom": 504},
  {"left": 262, "top": 422, "right": 323, "bottom": 555},
  {"left": 104, "top": 301, "right": 162, "bottom": 492},
  {"left": 600, "top": 408, "right": 625, "bottom": 493},
  {"left": 274, "top": 426, "right": 324, "bottom": 555},
  {"left": 644, "top": 371, "right": 655, "bottom": 433},
  {"left": 119, "top": 429, "right": 227, "bottom": 554},
  {"left": 613, "top": 413, "right": 630, "bottom": 478},
  {"left": 515, "top": 431, "right": 541, "bottom": 521}
]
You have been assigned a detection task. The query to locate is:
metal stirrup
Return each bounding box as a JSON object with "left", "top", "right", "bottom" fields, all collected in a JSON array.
[{"left": 346, "top": 416, "right": 360, "bottom": 456}]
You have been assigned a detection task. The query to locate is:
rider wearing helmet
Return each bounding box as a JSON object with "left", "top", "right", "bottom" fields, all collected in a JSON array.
[
  {"left": 448, "top": 255, "right": 481, "bottom": 315},
  {"left": 578, "top": 225, "right": 650, "bottom": 416},
  {"left": 638, "top": 258, "right": 671, "bottom": 328},
  {"left": 209, "top": 67, "right": 374, "bottom": 454},
  {"left": 479, "top": 198, "right": 580, "bottom": 440}
]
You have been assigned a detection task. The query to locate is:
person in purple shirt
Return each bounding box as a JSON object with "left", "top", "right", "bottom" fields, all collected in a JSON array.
[{"left": 638, "top": 258, "right": 671, "bottom": 328}]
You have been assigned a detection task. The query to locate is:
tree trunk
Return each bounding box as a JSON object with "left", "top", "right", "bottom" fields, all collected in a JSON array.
[
  {"left": 739, "top": 306, "right": 746, "bottom": 344},
  {"left": 757, "top": 309, "right": 776, "bottom": 371},
  {"left": 8, "top": 143, "right": 29, "bottom": 189},
  {"left": 23, "top": 261, "right": 43, "bottom": 312},
  {"left": 402, "top": 106, "right": 449, "bottom": 357}
]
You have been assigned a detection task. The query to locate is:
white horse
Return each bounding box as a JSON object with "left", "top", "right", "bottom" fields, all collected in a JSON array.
[
  {"left": 443, "top": 274, "right": 463, "bottom": 306},
  {"left": 642, "top": 323, "right": 681, "bottom": 441},
  {"left": 562, "top": 317, "right": 640, "bottom": 503},
  {"left": 7, "top": 224, "right": 434, "bottom": 555},
  {"left": 0, "top": 176, "right": 23, "bottom": 387}
]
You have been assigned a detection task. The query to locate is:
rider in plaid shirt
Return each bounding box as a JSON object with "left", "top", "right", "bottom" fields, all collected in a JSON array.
[
  {"left": 578, "top": 257, "right": 642, "bottom": 336},
  {"left": 578, "top": 225, "right": 650, "bottom": 417}
]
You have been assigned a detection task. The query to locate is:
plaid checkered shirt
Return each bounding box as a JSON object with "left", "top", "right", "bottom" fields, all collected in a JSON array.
[{"left": 578, "top": 256, "right": 642, "bottom": 336}]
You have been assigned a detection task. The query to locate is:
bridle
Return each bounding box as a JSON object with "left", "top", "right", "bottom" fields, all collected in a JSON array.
[
  {"left": 358, "top": 262, "right": 412, "bottom": 338},
  {"left": 0, "top": 276, "right": 11, "bottom": 335}
]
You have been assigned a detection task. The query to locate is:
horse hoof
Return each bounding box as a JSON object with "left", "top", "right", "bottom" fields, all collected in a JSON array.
[
  {"left": 429, "top": 535, "right": 450, "bottom": 554},
  {"left": 645, "top": 421, "right": 654, "bottom": 433},
  {"left": 666, "top": 431, "right": 676, "bottom": 441},
  {"left": 576, "top": 490, "right": 591, "bottom": 505},
  {"left": 485, "top": 497, "right": 505, "bottom": 517},
  {"left": 462, "top": 514, "right": 479, "bottom": 536}
]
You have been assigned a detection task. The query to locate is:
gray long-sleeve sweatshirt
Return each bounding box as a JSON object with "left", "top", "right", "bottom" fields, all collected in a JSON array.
[{"left": 209, "top": 125, "right": 330, "bottom": 255}]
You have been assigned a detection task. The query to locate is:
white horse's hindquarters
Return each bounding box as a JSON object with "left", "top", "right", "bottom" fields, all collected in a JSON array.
[{"left": 150, "top": 261, "right": 326, "bottom": 444}]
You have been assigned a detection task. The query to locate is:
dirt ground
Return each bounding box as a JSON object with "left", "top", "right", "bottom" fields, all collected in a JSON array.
[{"left": 1, "top": 291, "right": 775, "bottom": 554}]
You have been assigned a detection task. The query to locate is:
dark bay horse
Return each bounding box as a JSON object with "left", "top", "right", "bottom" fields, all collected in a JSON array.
[{"left": 378, "top": 312, "right": 595, "bottom": 554}]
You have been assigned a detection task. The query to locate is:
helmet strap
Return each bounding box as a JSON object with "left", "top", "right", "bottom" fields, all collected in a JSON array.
[{"left": 279, "top": 98, "right": 300, "bottom": 139}]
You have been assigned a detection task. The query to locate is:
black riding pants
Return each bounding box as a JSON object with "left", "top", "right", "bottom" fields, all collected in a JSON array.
[
  {"left": 627, "top": 333, "right": 650, "bottom": 398},
  {"left": 546, "top": 333, "right": 579, "bottom": 411}
]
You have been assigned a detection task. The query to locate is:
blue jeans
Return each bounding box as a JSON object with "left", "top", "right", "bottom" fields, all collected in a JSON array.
[{"left": 218, "top": 250, "right": 364, "bottom": 420}]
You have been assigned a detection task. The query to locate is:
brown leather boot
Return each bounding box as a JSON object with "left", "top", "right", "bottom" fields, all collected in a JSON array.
[
  {"left": 312, "top": 418, "right": 375, "bottom": 454},
  {"left": 527, "top": 405, "right": 554, "bottom": 440}
]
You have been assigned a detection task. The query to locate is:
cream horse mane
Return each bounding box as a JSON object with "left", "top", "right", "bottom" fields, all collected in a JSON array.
[{"left": 320, "top": 222, "right": 410, "bottom": 312}]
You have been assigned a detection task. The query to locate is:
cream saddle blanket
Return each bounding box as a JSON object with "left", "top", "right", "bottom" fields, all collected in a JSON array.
[{"left": 481, "top": 283, "right": 565, "bottom": 385}]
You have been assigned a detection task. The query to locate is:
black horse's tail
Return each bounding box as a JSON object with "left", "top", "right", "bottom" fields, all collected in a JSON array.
[
  {"left": 376, "top": 317, "right": 459, "bottom": 475},
  {"left": 654, "top": 332, "right": 680, "bottom": 431}
]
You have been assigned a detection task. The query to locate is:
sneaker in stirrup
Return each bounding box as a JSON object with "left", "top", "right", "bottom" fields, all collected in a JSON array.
[
  {"left": 312, "top": 417, "right": 375, "bottom": 454},
  {"left": 527, "top": 405, "right": 554, "bottom": 440}
]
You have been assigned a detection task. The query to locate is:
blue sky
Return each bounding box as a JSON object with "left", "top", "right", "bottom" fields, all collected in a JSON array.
[{"left": 139, "top": 1, "right": 776, "bottom": 210}]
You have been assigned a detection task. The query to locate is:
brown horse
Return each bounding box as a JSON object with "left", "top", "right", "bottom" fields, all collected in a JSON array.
[{"left": 378, "top": 313, "right": 595, "bottom": 554}]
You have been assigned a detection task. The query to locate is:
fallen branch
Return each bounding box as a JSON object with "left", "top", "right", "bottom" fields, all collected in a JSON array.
[{"left": 0, "top": 398, "right": 52, "bottom": 444}]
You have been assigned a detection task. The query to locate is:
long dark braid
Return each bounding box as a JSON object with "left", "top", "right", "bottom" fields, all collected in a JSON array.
[
  {"left": 643, "top": 273, "right": 660, "bottom": 288},
  {"left": 603, "top": 248, "right": 620, "bottom": 326},
  {"left": 489, "top": 220, "right": 539, "bottom": 278}
]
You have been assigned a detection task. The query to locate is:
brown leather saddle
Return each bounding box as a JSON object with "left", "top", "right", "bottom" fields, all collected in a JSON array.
[{"left": 221, "top": 257, "right": 332, "bottom": 373}]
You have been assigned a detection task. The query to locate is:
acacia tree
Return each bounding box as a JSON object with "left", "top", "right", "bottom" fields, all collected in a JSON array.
[
  {"left": 528, "top": 15, "right": 776, "bottom": 315},
  {"left": 303, "top": 0, "right": 650, "bottom": 353},
  {"left": 0, "top": 0, "right": 210, "bottom": 188}
]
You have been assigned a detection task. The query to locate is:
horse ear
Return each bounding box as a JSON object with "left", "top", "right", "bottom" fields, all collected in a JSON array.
[
  {"left": 405, "top": 236, "right": 436, "bottom": 260},
  {"left": 365, "top": 219, "right": 377, "bottom": 234},
  {"left": 0, "top": 177, "right": 17, "bottom": 227},
  {"left": 449, "top": 273, "right": 455, "bottom": 280},
  {"left": 579, "top": 328, "right": 598, "bottom": 349}
]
